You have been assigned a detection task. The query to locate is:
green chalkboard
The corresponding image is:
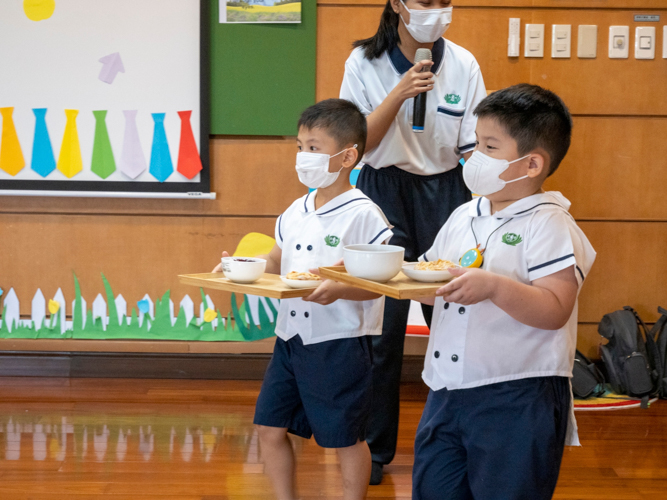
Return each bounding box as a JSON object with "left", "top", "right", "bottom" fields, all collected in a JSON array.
[{"left": 209, "top": 0, "right": 317, "bottom": 136}]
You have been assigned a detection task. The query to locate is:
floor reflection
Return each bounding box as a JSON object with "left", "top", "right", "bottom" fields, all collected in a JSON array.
[{"left": 0, "top": 413, "right": 274, "bottom": 465}]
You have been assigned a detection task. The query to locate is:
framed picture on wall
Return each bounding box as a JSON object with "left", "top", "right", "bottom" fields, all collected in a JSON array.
[{"left": 219, "top": 0, "right": 302, "bottom": 24}]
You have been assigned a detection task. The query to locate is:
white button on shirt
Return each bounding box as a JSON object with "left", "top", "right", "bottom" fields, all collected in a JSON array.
[
  {"left": 275, "top": 189, "right": 393, "bottom": 345},
  {"left": 419, "top": 192, "right": 596, "bottom": 444},
  {"left": 340, "top": 38, "right": 487, "bottom": 176}
]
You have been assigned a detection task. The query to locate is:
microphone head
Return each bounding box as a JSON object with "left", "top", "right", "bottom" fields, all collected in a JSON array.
[{"left": 414, "top": 48, "right": 432, "bottom": 64}]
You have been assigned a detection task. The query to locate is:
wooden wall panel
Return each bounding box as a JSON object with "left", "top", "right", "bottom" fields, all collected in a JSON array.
[
  {"left": 0, "top": 136, "right": 304, "bottom": 218},
  {"left": 525, "top": 10, "right": 667, "bottom": 116},
  {"left": 318, "top": 1, "right": 667, "bottom": 7},
  {"left": 316, "top": 5, "right": 667, "bottom": 115},
  {"left": 211, "top": 136, "right": 307, "bottom": 215},
  {"left": 577, "top": 221, "right": 667, "bottom": 324},
  {"left": 545, "top": 117, "right": 667, "bottom": 221},
  {"left": 0, "top": 215, "right": 275, "bottom": 316},
  {"left": 5, "top": 217, "right": 664, "bottom": 339}
]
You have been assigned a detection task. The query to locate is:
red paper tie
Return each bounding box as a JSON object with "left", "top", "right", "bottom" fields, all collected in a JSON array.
[{"left": 176, "top": 110, "right": 202, "bottom": 179}]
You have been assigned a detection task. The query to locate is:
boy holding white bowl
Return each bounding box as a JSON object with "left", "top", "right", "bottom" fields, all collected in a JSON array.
[
  {"left": 213, "top": 99, "right": 393, "bottom": 500},
  {"left": 410, "top": 85, "right": 596, "bottom": 500}
]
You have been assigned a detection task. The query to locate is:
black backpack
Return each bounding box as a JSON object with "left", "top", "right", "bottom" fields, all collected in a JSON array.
[
  {"left": 598, "top": 306, "right": 660, "bottom": 407},
  {"left": 572, "top": 349, "right": 606, "bottom": 399},
  {"left": 650, "top": 306, "right": 667, "bottom": 399}
]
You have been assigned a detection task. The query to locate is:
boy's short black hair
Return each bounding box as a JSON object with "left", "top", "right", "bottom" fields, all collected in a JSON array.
[
  {"left": 298, "top": 99, "right": 367, "bottom": 165},
  {"left": 474, "top": 84, "right": 573, "bottom": 176}
]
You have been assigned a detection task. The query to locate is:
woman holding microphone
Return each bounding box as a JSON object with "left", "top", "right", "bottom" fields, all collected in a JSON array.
[{"left": 339, "top": 0, "right": 487, "bottom": 485}]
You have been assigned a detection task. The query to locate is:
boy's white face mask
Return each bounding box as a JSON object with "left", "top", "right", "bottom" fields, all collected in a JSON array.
[
  {"left": 295, "top": 145, "right": 356, "bottom": 190},
  {"left": 463, "top": 150, "right": 530, "bottom": 196},
  {"left": 399, "top": 1, "right": 453, "bottom": 44}
]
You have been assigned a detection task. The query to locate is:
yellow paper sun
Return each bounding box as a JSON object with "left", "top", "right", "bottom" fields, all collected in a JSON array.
[{"left": 23, "top": 0, "right": 56, "bottom": 22}]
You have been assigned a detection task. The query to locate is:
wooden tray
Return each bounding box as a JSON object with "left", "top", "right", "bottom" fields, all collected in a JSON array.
[
  {"left": 318, "top": 266, "right": 444, "bottom": 300},
  {"left": 179, "top": 273, "right": 318, "bottom": 299}
]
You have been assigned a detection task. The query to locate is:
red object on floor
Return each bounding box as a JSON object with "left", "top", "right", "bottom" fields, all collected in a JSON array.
[
  {"left": 406, "top": 325, "right": 430, "bottom": 336},
  {"left": 177, "top": 110, "right": 203, "bottom": 179}
]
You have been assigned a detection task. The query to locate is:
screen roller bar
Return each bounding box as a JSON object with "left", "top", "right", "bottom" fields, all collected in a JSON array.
[{"left": 0, "top": 190, "right": 217, "bottom": 200}]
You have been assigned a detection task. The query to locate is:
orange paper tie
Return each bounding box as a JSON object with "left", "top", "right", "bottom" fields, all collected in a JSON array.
[{"left": 0, "top": 107, "right": 26, "bottom": 176}]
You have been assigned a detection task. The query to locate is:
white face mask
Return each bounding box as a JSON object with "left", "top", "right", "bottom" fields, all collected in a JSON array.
[
  {"left": 295, "top": 145, "right": 356, "bottom": 189},
  {"left": 463, "top": 150, "right": 531, "bottom": 196},
  {"left": 399, "top": 1, "right": 453, "bottom": 44}
]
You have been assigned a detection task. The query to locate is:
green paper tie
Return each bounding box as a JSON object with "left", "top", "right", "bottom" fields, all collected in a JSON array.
[{"left": 91, "top": 110, "right": 116, "bottom": 179}]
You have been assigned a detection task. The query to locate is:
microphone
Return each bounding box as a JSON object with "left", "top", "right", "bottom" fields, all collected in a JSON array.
[{"left": 412, "top": 48, "right": 433, "bottom": 133}]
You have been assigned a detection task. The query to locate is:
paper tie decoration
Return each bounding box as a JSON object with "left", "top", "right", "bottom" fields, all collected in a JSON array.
[
  {"left": 176, "top": 110, "right": 202, "bottom": 179},
  {"left": 120, "top": 110, "right": 147, "bottom": 179},
  {"left": 91, "top": 110, "right": 117, "bottom": 179},
  {"left": 57, "top": 109, "right": 83, "bottom": 178},
  {"left": 0, "top": 107, "right": 26, "bottom": 176},
  {"left": 98, "top": 52, "right": 125, "bottom": 84},
  {"left": 31, "top": 108, "right": 56, "bottom": 177},
  {"left": 149, "top": 113, "right": 173, "bottom": 183}
]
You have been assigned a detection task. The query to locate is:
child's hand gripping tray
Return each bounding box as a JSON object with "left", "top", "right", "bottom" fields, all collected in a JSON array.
[{"left": 318, "top": 265, "right": 451, "bottom": 300}]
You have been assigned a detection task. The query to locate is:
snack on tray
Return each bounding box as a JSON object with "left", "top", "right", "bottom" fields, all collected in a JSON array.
[
  {"left": 414, "top": 259, "right": 458, "bottom": 271},
  {"left": 286, "top": 271, "right": 322, "bottom": 281}
]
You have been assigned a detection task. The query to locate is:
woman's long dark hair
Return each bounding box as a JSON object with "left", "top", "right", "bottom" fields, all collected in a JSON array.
[{"left": 353, "top": 1, "right": 400, "bottom": 60}]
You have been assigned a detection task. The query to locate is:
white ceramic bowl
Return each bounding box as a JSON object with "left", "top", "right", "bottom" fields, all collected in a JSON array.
[
  {"left": 221, "top": 257, "right": 266, "bottom": 283},
  {"left": 402, "top": 262, "right": 458, "bottom": 283},
  {"left": 343, "top": 244, "right": 405, "bottom": 283},
  {"left": 280, "top": 276, "right": 321, "bottom": 289}
]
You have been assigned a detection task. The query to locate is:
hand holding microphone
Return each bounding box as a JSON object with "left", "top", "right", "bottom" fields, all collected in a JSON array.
[
  {"left": 394, "top": 58, "right": 434, "bottom": 102},
  {"left": 412, "top": 48, "right": 433, "bottom": 133}
]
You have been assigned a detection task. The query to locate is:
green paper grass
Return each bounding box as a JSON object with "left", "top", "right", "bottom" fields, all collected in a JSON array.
[{"left": 0, "top": 273, "right": 277, "bottom": 342}]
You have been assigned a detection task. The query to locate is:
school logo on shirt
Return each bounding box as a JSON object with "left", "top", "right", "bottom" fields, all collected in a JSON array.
[
  {"left": 324, "top": 235, "right": 340, "bottom": 247},
  {"left": 445, "top": 93, "right": 461, "bottom": 105},
  {"left": 501, "top": 233, "right": 523, "bottom": 246}
]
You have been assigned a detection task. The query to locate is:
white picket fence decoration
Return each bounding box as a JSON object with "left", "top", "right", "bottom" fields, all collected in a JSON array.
[{"left": 0, "top": 288, "right": 279, "bottom": 333}]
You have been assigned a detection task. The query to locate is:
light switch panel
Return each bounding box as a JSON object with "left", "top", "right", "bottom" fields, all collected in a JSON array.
[
  {"left": 551, "top": 24, "right": 571, "bottom": 58},
  {"left": 635, "top": 26, "right": 655, "bottom": 59},
  {"left": 525, "top": 24, "right": 544, "bottom": 58},
  {"left": 508, "top": 18, "right": 521, "bottom": 57},
  {"left": 609, "top": 26, "right": 629, "bottom": 58},
  {"left": 577, "top": 25, "right": 598, "bottom": 58}
]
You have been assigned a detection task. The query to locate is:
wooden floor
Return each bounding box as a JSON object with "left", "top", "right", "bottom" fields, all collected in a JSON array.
[{"left": 0, "top": 378, "right": 665, "bottom": 499}]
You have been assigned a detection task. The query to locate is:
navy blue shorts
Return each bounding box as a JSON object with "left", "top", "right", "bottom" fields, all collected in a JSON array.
[
  {"left": 413, "top": 377, "right": 570, "bottom": 500},
  {"left": 253, "top": 334, "right": 373, "bottom": 449}
]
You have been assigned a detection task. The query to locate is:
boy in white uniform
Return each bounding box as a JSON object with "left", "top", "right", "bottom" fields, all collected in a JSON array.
[
  {"left": 412, "top": 84, "right": 596, "bottom": 500},
  {"left": 214, "top": 99, "right": 393, "bottom": 500}
]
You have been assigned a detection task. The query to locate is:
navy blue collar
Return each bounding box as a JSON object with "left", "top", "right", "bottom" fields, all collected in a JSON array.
[{"left": 388, "top": 37, "right": 445, "bottom": 74}]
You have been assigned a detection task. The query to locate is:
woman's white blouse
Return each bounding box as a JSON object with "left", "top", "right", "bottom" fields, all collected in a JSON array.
[{"left": 340, "top": 38, "right": 487, "bottom": 176}]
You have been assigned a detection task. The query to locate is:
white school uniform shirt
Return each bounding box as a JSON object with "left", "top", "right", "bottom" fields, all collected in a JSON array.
[
  {"left": 274, "top": 189, "right": 393, "bottom": 345},
  {"left": 419, "top": 192, "right": 596, "bottom": 445},
  {"left": 340, "top": 38, "right": 487, "bottom": 176}
]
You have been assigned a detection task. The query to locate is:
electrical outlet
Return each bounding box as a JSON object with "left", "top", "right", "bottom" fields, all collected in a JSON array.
[{"left": 635, "top": 26, "right": 655, "bottom": 59}]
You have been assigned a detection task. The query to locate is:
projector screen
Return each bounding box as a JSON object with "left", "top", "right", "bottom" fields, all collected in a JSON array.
[{"left": 0, "top": 0, "right": 211, "bottom": 199}]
